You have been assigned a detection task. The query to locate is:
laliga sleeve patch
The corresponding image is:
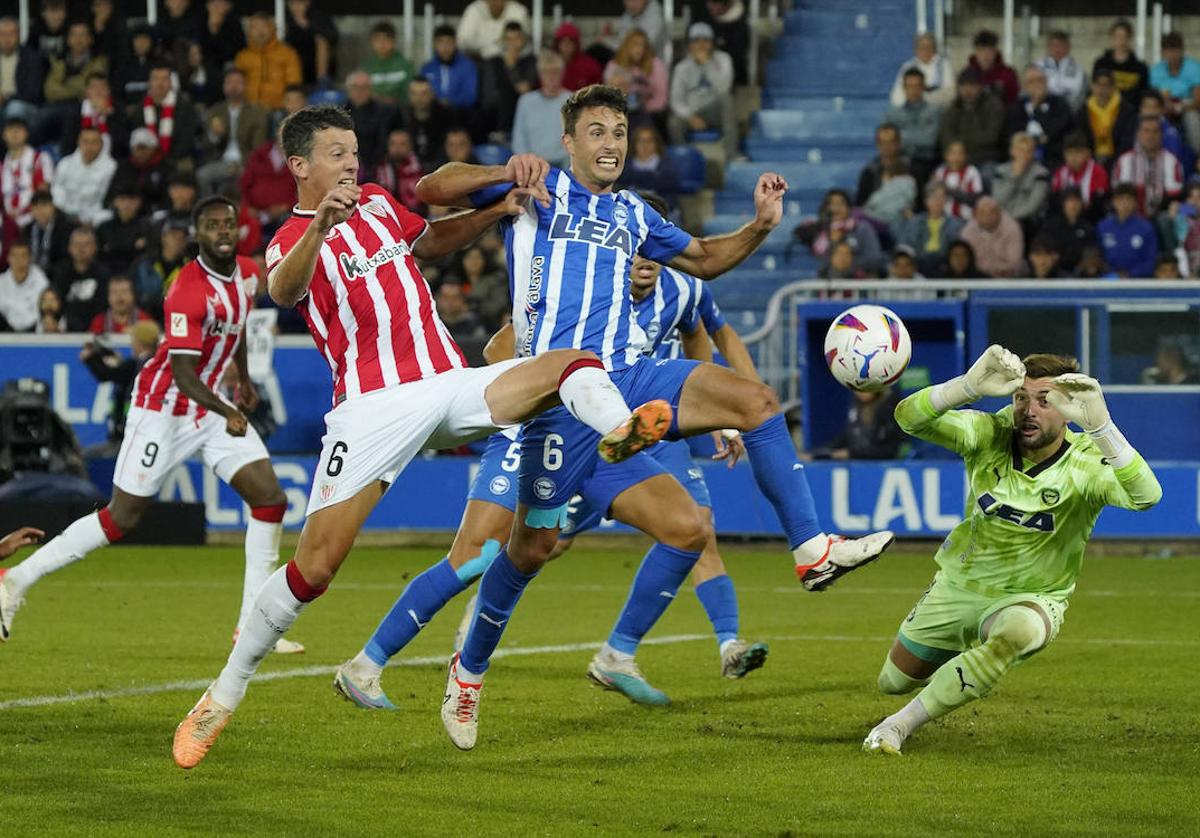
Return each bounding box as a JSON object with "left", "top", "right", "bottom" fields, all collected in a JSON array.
[
  {"left": 170, "top": 312, "right": 188, "bottom": 337},
  {"left": 524, "top": 504, "right": 569, "bottom": 530}
]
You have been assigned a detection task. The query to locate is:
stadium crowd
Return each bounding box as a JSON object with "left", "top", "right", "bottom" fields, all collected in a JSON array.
[{"left": 804, "top": 22, "right": 1200, "bottom": 282}]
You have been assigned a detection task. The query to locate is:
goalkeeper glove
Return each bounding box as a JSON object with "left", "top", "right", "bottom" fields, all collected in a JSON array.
[
  {"left": 1046, "top": 373, "right": 1134, "bottom": 467},
  {"left": 931, "top": 345, "right": 1026, "bottom": 411}
]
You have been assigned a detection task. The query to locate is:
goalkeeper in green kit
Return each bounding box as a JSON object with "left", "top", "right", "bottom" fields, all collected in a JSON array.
[{"left": 864, "top": 346, "right": 1162, "bottom": 755}]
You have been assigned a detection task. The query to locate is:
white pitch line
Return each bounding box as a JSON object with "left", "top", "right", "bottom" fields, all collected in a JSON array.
[{"left": 2, "top": 630, "right": 1195, "bottom": 712}]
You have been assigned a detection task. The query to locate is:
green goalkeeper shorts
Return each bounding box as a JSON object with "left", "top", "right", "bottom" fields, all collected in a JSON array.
[{"left": 896, "top": 571, "right": 1068, "bottom": 666}]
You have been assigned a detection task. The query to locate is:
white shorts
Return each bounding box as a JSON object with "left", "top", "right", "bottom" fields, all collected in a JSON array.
[
  {"left": 113, "top": 405, "right": 271, "bottom": 497},
  {"left": 306, "top": 359, "right": 527, "bottom": 515}
]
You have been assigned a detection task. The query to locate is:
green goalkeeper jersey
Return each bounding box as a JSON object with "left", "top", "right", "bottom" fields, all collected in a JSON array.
[{"left": 895, "top": 387, "right": 1162, "bottom": 599}]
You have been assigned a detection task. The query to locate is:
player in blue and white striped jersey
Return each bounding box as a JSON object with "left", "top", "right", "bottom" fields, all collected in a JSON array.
[{"left": 418, "top": 85, "right": 894, "bottom": 749}]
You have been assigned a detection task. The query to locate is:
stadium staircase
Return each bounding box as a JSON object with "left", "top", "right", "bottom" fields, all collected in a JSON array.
[{"left": 706, "top": 0, "right": 916, "bottom": 331}]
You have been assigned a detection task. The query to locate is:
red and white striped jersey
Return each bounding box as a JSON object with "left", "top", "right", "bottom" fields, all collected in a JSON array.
[
  {"left": 132, "top": 255, "right": 258, "bottom": 418},
  {"left": 265, "top": 183, "right": 466, "bottom": 405}
]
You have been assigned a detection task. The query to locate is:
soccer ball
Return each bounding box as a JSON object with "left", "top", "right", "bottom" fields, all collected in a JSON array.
[{"left": 823, "top": 304, "right": 912, "bottom": 392}]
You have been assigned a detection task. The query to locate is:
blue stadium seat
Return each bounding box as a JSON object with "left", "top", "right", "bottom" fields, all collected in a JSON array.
[
  {"left": 665, "top": 145, "right": 705, "bottom": 194},
  {"left": 308, "top": 88, "right": 347, "bottom": 106},
  {"left": 474, "top": 143, "right": 512, "bottom": 166},
  {"left": 687, "top": 130, "right": 721, "bottom": 143}
]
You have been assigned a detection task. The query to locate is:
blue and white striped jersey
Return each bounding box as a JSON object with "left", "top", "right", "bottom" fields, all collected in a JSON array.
[
  {"left": 639, "top": 267, "right": 728, "bottom": 360},
  {"left": 492, "top": 167, "right": 693, "bottom": 371}
]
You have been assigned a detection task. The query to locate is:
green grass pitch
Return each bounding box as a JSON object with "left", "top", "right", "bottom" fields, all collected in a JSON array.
[{"left": 1, "top": 542, "right": 1197, "bottom": 836}]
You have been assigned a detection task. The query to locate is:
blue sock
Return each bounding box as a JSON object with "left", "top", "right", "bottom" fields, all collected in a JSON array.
[
  {"left": 607, "top": 543, "right": 701, "bottom": 655},
  {"left": 695, "top": 574, "right": 739, "bottom": 648},
  {"left": 741, "top": 413, "right": 822, "bottom": 549},
  {"left": 364, "top": 558, "right": 465, "bottom": 666},
  {"left": 459, "top": 548, "right": 537, "bottom": 675}
]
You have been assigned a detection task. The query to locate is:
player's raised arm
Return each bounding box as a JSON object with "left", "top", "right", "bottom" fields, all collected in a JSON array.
[
  {"left": 269, "top": 184, "right": 360, "bottom": 307},
  {"left": 667, "top": 173, "right": 786, "bottom": 280},
  {"left": 413, "top": 188, "right": 539, "bottom": 261},
  {"left": 894, "top": 345, "right": 1025, "bottom": 455},
  {"left": 1047, "top": 374, "right": 1162, "bottom": 511},
  {"left": 415, "top": 154, "right": 552, "bottom": 209}
]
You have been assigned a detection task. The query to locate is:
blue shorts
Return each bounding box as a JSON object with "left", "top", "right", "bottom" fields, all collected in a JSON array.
[
  {"left": 518, "top": 356, "right": 702, "bottom": 510},
  {"left": 563, "top": 439, "right": 712, "bottom": 537},
  {"left": 466, "top": 431, "right": 522, "bottom": 513}
]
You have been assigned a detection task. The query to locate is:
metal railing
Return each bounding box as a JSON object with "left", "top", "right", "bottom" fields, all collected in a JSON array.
[{"left": 739, "top": 278, "right": 1200, "bottom": 405}]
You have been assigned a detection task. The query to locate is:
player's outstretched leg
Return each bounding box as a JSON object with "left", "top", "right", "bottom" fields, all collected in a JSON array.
[
  {"left": 864, "top": 604, "right": 1050, "bottom": 755},
  {"left": 677, "top": 363, "right": 894, "bottom": 589},
  {"left": 0, "top": 491, "right": 144, "bottom": 642},
  {"left": 228, "top": 460, "right": 304, "bottom": 656},
  {"left": 173, "top": 482, "right": 382, "bottom": 769}
]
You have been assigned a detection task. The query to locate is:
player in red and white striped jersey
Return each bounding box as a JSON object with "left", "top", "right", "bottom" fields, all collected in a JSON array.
[
  {"left": 0, "top": 197, "right": 302, "bottom": 655},
  {"left": 174, "top": 105, "right": 672, "bottom": 768}
]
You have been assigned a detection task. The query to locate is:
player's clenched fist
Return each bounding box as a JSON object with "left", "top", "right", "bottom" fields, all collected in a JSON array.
[
  {"left": 1046, "top": 373, "right": 1110, "bottom": 432},
  {"left": 504, "top": 153, "right": 551, "bottom": 206},
  {"left": 315, "top": 184, "right": 361, "bottom": 232},
  {"left": 752, "top": 173, "right": 788, "bottom": 229},
  {"left": 225, "top": 411, "right": 249, "bottom": 438},
  {"left": 965, "top": 344, "right": 1025, "bottom": 398}
]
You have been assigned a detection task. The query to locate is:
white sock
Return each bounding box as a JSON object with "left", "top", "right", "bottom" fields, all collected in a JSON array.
[
  {"left": 454, "top": 657, "right": 484, "bottom": 684},
  {"left": 351, "top": 649, "right": 384, "bottom": 680},
  {"left": 4, "top": 513, "right": 110, "bottom": 597},
  {"left": 558, "top": 363, "right": 632, "bottom": 435},
  {"left": 886, "top": 696, "right": 931, "bottom": 737},
  {"left": 211, "top": 566, "right": 306, "bottom": 709},
  {"left": 792, "top": 532, "right": 831, "bottom": 566},
  {"left": 600, "top": 642, "right": 633, "bottom": 663},
  {"left": 238, "top": 518, "right": 282, "bottom": 631},
  {"left": 719, "top": 639, "right": 738, "bottom": 657}
]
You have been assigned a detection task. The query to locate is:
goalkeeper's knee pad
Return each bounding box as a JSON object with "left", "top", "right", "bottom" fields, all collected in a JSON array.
[{"left": 984, "top": 605, "right": 1048, "bottom": 659}]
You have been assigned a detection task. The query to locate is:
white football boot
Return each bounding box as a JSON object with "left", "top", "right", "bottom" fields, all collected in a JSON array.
[{"left": 797, "top": 531, "right": 895, "bottom": 591}]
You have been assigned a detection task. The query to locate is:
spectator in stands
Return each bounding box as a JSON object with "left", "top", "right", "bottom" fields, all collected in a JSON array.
[
  {"left": 1139, "top": 90, "right": 1195, "bottom": 174},
  {"left": 90, "top": 0, "right": 125, "bottom": 67},
  {"left": 37, "top": 286, "right": 66, "bottom": 332},
  {"left": 364, "top": 21, "right": 417, "bottom": 106},
  {"left": 0, "top": 240, "right": 49, "bottom": 332},
  {"left": 345, "top": 71, "right": 395, "bottom": 172},
  {"left": 422, "top": 25, "right": 480, "bottom": 115},
  {"left": 152, "top": 172, "right": 199, "bottom": 231},
  {"left": 555, "top": 22, "right": 603, "bottom": 92},
  {"left": 132, "top": 64, "right": 199, "bottom": 167},
  {"left": 132, "top": 218, "right": 188, "bottom": 312},
  {"left": 1173, "top": 181, "right": 1200, "bottom": 277},
  {"left": 886, "top": 68, "right": 941, "bottom": 181},
  {"left": 605, "top": 29, "right": 669, "bottom": 130},
  {"left": 458, "top": 0, "right": 531, "bottom": 61},
  {"left": 155, "top": 0, "right": 202, "bottom": 57},
  {"left": 401, "top": 75, "right": 453, "bottom": 165},
  {"left": 27, "top": 0, "right": 68, "bottom": 63},
  {"left": 864, "top": 159, "right": 916, "bottom": 234},
  {"left": 52, "top": 225, "right": 110, "bottom": 330},
  {"left": 442, "top": 127, "right": 477, "bottom": 166},
  {"left": 1079, "top": 67, "right": 1137, "bottom": 168},
  {"left": 1144, "top": 343, "right": 1197, "bottom": 383},
  {"left": 51, "top": 126, "right": 116, "bottom": 226},
  {"left": 1153, "top": 254, "right": 1182, "bottom": 279},
  {"left": 44, "top": 21, "right": 107, "bottom": 112},
  {"left": 1114, "top": 115, "right": 1184, "bottom": 217},
  {"left": 1151, "top": 32, "right": 1200, "bottom": 155},
  {"left": 61, "top": 72, "right": 128, "bottom": 159},
  {"left": 114, "top": 24, "right": 156, "bottom": 107},
  {"left": 374, "top": 128, "right": 424, "bottom": 214},
  {"left": 1099, "top": 183, "right": 1157, "bottom": 278},
  {"left": 197, "top": 68, "right": 268, "bottom": 198},
  {"left": 898, "top": 181, "right": 964, "bottom": 276},
  {"left": 2, "top": 117, "right": 54, "bottom": 227},
  {"left": 618, "top": 124, "right": 678, "bottom": 208},
  {"left": 1037, "top": 30, "right": 1086, "bottom": 110},
  {"left": 668, "top": 23, "right": 736, "bottom": 158},
  {"left": 1074, "top": 244, "right": 1111, "bottom": 278},
  {"left": 239, "top": 134, "right": 296, "bottom": 238},
  {"left": 480, "top": 22, "right": 538, "bottom": 139},
  {"left": 1037, "top": 186, "right": 1095, "bottom": 274},
  {"left": 931, "top": 140, "right": 983, "bottom": 220},
  {"left": 236, "top": 13, "right": 302, "bottom": 111},
  {"left": 199, "top": 0, "right": 246, "bottom": 96},
  {"left": 1003, "top": 64, "right": 1074, "bottom": 169},
  {"left": 819, "top": 240, "right": 868, "bottom": 280},
  {"left": 694, "top": 0, "right": 751, "bottom": 87},
  {"left": 96, "top": 184, "right": 149, "bottom": 273},
  {"left": 808, "top": 188, "right": 885, "bottom": 276},
  {"left": 454, "top": 244, "right": 509, "bottom": 330},
  {"left": 1026, "top": 236, "right": 1065, "bottom": 279},
  {"left": 182, "top": 41, "right": 218, "bottom": 107},
  {"left": 80, "top": 318, "right": 160, "bottom": 454},
  {"left": 939, "top": 239, "right": 985, "bottom": 279},
  {"left": 512, "top": 51, "right": 571, "bottom": 168},
  {"left": 889, "top": 32, "right": 956, "bottom": 109},
  {"left": 26, "top": 191, "right": 73, "bottom": 271},
  {"left": 285, "top": 0, "right": 339, "bottom": 86},
  {"left": 1093, "top": 19, "right": 1149, "bottom": 107},
  {"left": 940, "top": 67, "right": 1004, "bottom": 166},
  {"left": 968, "top": 30, "right": 1019, "bottom": 106},
  {"left": 610, "top": 0, "right": 668, "bottom": 59},
  {"left": 887, "top": 245, "right": 924, "bottom": 280},
  {"left": 805, "top": 388, "right": 904, "bottom": 460},
  {"left": 992, "top": 132, "right": 1051, "bottom": 231},
  {"left": 436, "top": 280, "right": 488, "bottom": 364},
  {"left": 960, "top": 196, "right": 1024, "bottom": 277},
  {"left": 109, "top": 127, "right": 167, "bottom": 209},
  {"left": 0, "top": 16, "right": 45, "bottom": 125},
  {"left": 88, "top": 273, "right": 151, "bottom": 334},
  {"left": 856, "top": 123, "right": 908, "bottom": 208},
  {"left": 281, "top": 83, "right": 308, "bottom": 118},
  {"left": 1052, "top": 133, "right": 1108, "bottom": 221}
]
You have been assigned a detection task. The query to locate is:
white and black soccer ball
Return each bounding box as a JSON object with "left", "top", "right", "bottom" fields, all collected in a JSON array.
[{"left": 823, "top": 304, "right": 912, "bottom": 392}]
